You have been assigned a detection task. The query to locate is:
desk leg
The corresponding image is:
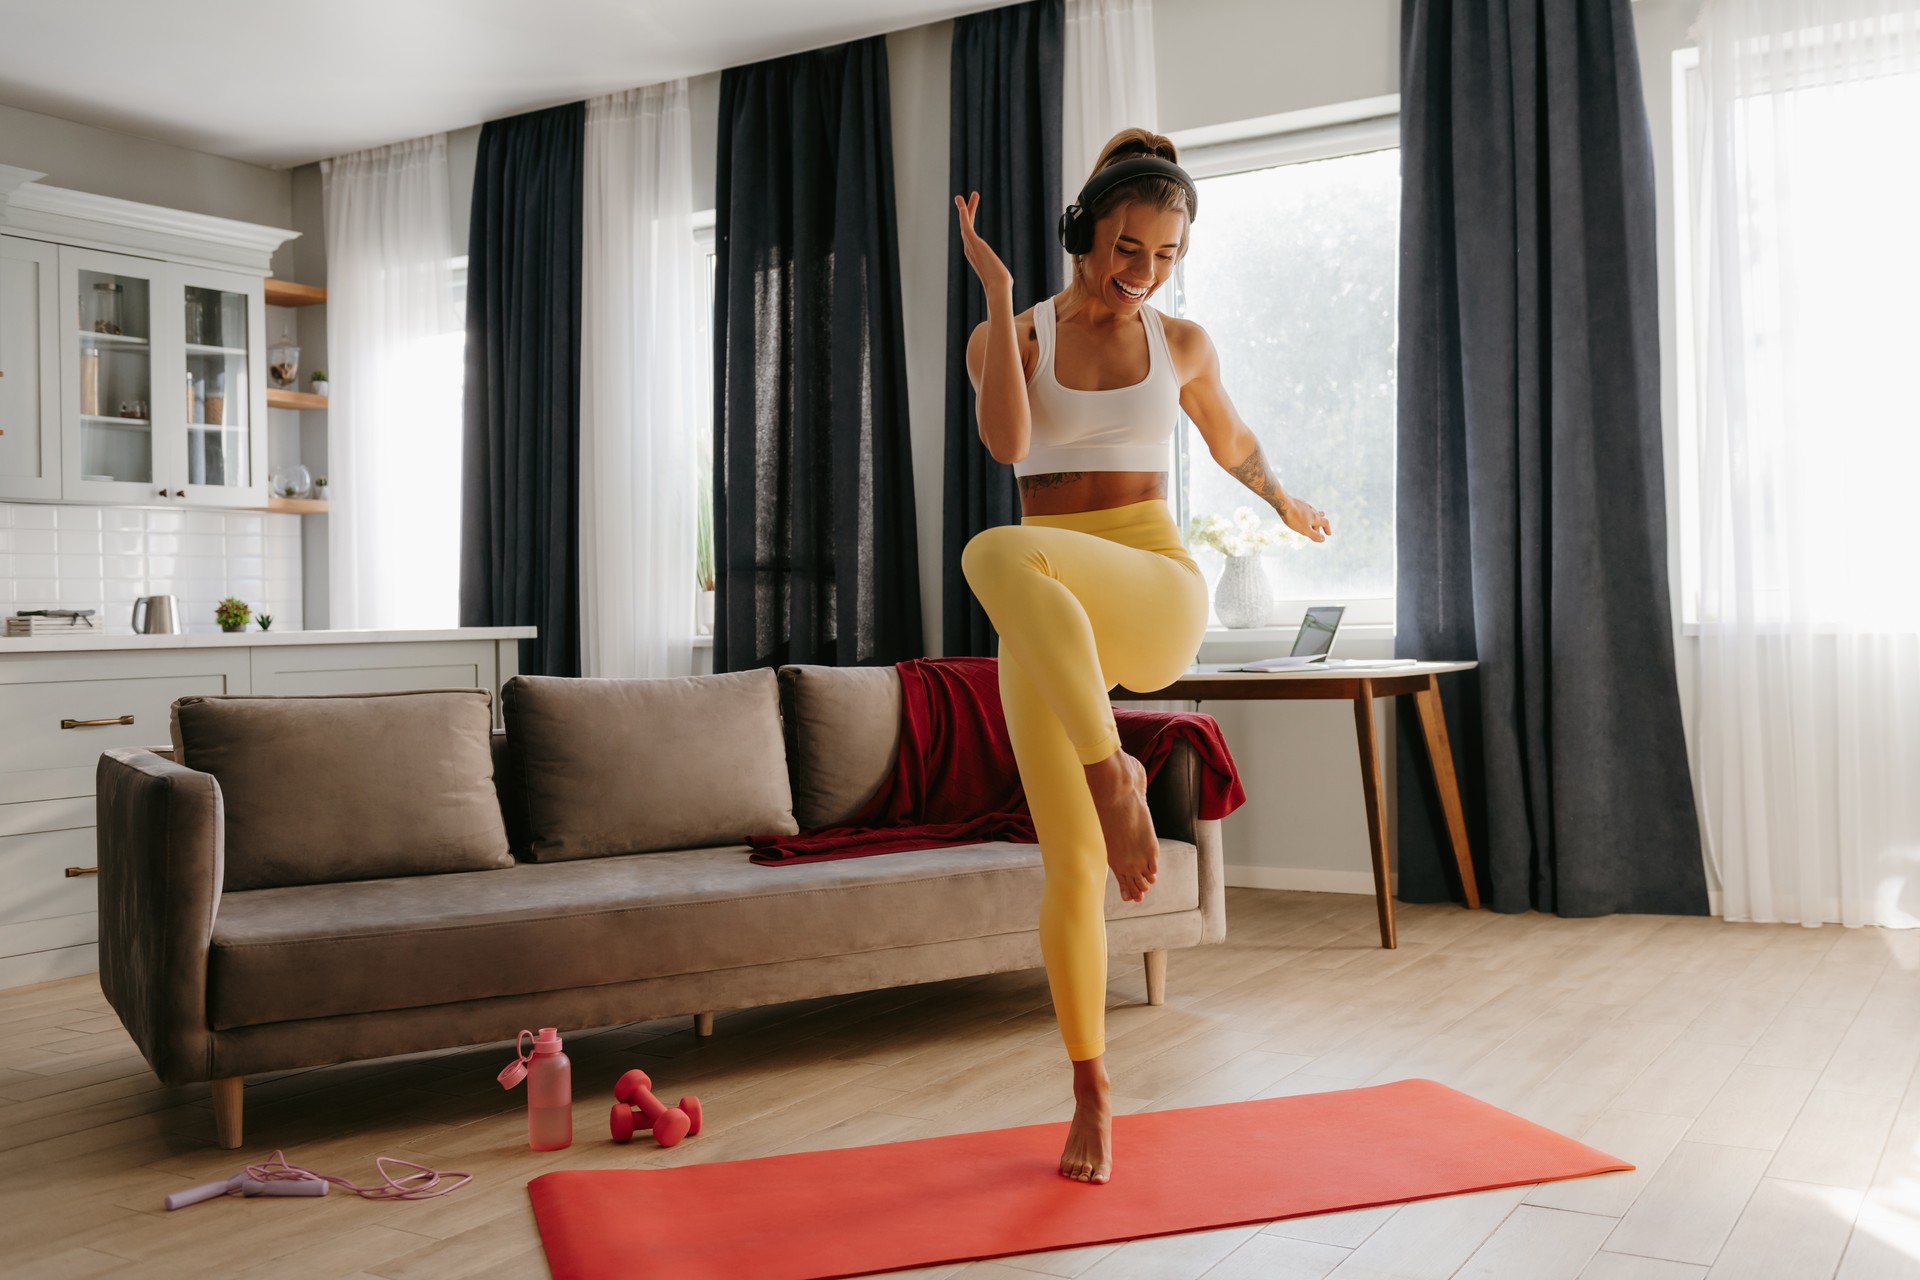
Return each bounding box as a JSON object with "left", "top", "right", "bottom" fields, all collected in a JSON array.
[
  {"left": 1411, "top": 673, "right": 1482, "bottom": 909},
  {"left": 1352, "top": 679, "right": 1396, "bottom": 949}
]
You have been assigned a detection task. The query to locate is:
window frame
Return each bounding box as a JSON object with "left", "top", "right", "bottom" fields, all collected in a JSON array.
[{"left": 1169, "top": 110, "right": 1402, "bottom": 630}]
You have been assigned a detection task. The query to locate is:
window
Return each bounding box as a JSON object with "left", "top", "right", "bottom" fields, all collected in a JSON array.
[
  {"left": 1673, "top": 40, "right": 1920, "bottom": 629},
  {"left": 1170, "top": 118, "right": 1400, "bottom": 624}
]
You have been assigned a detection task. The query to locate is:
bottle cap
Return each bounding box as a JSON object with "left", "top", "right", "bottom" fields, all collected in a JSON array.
[{"left": 498, "top": 1027, "right": 564, "bottom": 1088}]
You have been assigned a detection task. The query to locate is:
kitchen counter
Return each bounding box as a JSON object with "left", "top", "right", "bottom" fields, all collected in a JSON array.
[{"left": 0, "top": 626, "right": 537, "bottom": 655}]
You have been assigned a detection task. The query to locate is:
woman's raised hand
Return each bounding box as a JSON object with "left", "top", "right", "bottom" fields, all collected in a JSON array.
[
  {"left": 1280, "top": 496, "right": 1333, "bottom": 543},
  {"left": 954, "top": 192, "right": 1013, "bottom": 298}
]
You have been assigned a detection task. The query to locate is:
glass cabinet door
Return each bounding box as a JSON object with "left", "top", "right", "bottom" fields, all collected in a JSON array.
[
  {"left": 174, "top": 265, "right": 265, "bottom": 507},
  {"left": 181, "top": 282, "right": 252, "bottom": 495},
  {"left": 64, "top": 255, "right": 159, "bottom": 496}
]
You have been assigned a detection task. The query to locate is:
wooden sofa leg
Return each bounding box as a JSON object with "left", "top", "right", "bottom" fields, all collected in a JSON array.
[
  {"left": 212, "top": 1077, "right": 244, "bottom": 1150},
  {"left": 1144, "top": 950, "right": 1168, "bottom": 1006},
  {"left": 694, "top": 1012, "right": 714, "bottom": 1038}
]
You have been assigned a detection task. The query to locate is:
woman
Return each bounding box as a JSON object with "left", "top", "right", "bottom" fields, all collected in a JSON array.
[{"left": 955, "top": 129, "right": 1331, "bottom": 1185}]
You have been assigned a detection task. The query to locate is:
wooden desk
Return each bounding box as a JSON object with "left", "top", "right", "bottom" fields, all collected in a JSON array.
[{"left": 1112, "top": 660, "right": 1481, "bottom": 949}]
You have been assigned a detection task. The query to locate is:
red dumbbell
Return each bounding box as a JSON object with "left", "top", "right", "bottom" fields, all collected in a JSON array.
[{"left": 609, "top": 1068, "right": 703, "bottom": 1147}]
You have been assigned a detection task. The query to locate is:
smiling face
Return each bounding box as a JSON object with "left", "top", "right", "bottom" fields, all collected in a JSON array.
[{"left": 1079, "top": 202, "right": 1190, "bottom": 313}]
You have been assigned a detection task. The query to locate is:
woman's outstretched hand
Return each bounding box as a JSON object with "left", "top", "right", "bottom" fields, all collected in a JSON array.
[
  {"left": 954, "top": 192, "right": 1013, "bottom": 298},
  {"left": 1281, "top": 497, "right": 1332, "bottom": 542}
]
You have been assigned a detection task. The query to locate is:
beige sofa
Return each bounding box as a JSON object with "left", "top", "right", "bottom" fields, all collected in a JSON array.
[{"left": 96, "top": 665, "right": 1226, "bottom": 1149}]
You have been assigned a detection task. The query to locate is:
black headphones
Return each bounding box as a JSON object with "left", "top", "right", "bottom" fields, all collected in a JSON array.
[{"left": 1057, "top": 155, "right": 1200, "bottom": 256}]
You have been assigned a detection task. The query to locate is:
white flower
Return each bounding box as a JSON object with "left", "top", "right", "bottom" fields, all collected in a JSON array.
[{"left": 1186, "top": 506, "right": 1295, "bottom": 558}]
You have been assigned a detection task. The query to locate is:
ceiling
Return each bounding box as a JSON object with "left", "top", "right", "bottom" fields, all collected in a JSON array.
[{"left": 0, "top": 0, "right": 1009, "bottom": 169}]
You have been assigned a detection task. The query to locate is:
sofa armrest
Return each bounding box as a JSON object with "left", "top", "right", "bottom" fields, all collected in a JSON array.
[
  {"left": 96, "top": 748, "right": 223, "bottom": 1085},
  {"left": 1146, "top": 740, "right": 1225, "bottom": 943}
]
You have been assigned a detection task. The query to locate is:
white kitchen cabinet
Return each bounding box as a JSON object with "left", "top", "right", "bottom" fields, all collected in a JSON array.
[
  {"left": 0, "top": 167, "right": 292, "bottom": 512},
  {"left": 58, "top": 247, "right": 268, "bottom": 510},
  {"left": 0, "top": 235, "right": 61, "bottom": 500}
]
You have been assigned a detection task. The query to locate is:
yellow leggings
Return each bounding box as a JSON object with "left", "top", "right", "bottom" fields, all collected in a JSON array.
[{"left": 960, "top": 499, "right": 1208, "bottom": 1061}]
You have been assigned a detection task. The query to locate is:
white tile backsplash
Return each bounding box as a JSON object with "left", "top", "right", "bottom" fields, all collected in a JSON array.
[{"left": 0, "top": 502, "right": 303, "bottom": 634}]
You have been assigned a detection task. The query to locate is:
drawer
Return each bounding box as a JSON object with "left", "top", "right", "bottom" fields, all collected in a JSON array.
[
  {"left": 0, "top": 943, "right": 96, "bottom": 988},
  {"left": 0, "top": 912, "right": 96, "bottom": 960},
  {"left": 0, "top": 675, "right": 227, "bottom": 773},
  {"left": 249, "top": 642, "right": 495, "bottom": 699},
  {"left": 0, "top": 826, "right": 97, "bottom": 926},
  {"left": 0, "top": 765, "right": 95, "bottom": 806},
  {"left": 0, "top": 796, "right": 94, "bottom": 838}
]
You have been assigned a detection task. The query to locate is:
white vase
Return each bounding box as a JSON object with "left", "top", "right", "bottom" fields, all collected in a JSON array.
[{"left": 1214, "top": 554, "right": 1272, "bottom": 629}]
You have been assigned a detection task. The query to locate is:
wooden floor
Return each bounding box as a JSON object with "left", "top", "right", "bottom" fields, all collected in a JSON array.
[{"left": 4, "top": 890, "right": 1919, "bottom": 1280}]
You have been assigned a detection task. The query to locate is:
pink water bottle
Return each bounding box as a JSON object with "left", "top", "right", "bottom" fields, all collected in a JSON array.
[{"left": 498, "top": 1027, "right": 572, "bottom": 1150}]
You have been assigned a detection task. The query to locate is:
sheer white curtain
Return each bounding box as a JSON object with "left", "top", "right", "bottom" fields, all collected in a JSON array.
[
  {"left": 1063, "top": 0, "right": 1158, "bottom": 203},
  {"left": 321, "top": 135, "right": 460, "bottom": 629},
  {"left": 1689, "top": 0, "right": 1920, "bottom": 927},
  {"left": 581, "top": 82, "right": 697, "bottom": 678}
]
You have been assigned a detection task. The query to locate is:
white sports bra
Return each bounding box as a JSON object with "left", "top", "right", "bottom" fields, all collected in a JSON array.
[{"left": 1013, "top": 298, "right": 1182, "bottom": 478}]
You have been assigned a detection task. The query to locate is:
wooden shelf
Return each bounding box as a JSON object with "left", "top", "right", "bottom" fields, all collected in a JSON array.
[
  {"left": 263, "top": 496, "right": 328, "bottom": 514},
  {"left": 267, "top": 387, "right": 327, "bottom": 410},
  {"left": 264, "top": 279, "right": 327, "bottom": 307}
]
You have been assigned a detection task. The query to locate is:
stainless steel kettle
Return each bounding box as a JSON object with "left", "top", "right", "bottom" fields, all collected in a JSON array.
[{"left": 131, "top": 595, "right": 183, "bottom": 635}]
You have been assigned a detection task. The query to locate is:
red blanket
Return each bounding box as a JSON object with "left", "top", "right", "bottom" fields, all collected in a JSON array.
[{"left": 749, "top": 657, "right": 1244, "bottom": 865}]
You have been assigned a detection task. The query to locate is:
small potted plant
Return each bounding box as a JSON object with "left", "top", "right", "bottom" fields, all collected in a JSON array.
[
  {"left": 256, "top": 614, "right": 274, "bottom": 632},
  {"left": 215, "top": 598, "right": 252, "bottom": 634},
  {"left": 309, "top": 370, "right": 329, "bottom": 397},
  {"left": 313, "top": 476, "right": 328, "bottom": 497}
]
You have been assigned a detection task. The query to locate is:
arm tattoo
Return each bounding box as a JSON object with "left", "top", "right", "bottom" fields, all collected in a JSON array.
[
  {"left": 1018, "top": 471, "right": 1088, "bottom": 494},
  {"left": 1227, "top": 444, "right": 1292, "bottom": 519}
]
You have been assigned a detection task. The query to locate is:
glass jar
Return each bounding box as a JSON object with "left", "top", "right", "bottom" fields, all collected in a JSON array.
[
  {"left": 269, "top": 463, "right": 312, "bottom": 499},
  {"left": 90, "top": 282, "right": 124, "bottom": 335},
  {"left": 268, "top": 330, "right": 300, "bottom": 389}
]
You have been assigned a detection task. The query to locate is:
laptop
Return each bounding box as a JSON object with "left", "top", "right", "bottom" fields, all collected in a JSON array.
[{"left": 1226, "top": 606, "right": 1345, "bottom": 671}]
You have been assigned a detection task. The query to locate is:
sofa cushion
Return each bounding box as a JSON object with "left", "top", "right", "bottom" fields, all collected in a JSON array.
[
  {"left": 502, "top": 671, "right": 798, "bottom": 861},
  {"left": 206, "top": 838, "right": 1200, "bottom": 1029},
  {"left": 169, "top": 689, "right": 512, "bottom": 891},
  {"left": 778, "top": 665, "right": 902, "bottom": 828}
]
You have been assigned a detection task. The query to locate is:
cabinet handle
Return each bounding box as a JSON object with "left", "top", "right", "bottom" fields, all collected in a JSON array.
[
  {"left": 65, "top": 866, "right": 98, "bottom": 878},
  {"left": 61, "top": 715, "right": 135, "bottom": 729}
]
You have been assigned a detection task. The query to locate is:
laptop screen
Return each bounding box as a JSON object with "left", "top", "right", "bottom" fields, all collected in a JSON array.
[{"left": 1289, "top": 606, "right": 1345, "bottom": 659}]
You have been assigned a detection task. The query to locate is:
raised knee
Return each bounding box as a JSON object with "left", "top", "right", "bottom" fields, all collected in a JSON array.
[{"left": 962, "top": 526, "right": 1035, "bottom": 590}]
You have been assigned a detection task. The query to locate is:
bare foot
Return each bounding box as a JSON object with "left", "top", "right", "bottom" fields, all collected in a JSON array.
[
  {"left": 1061, "top": 1061, "right": 1113, "bottom": 1183},
  {"left": 1085, "top": 750, "right": 1158, "bottom": 902}
]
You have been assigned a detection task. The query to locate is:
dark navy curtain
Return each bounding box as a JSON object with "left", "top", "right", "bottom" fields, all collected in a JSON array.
[
  {"left": 942, "top": 0, "right": 1065, "bottom": 657},
  {"left": 459, "top": 103, "right": 585, "bottom": 677},
  {"left": 1394, "top": 0, "right": 1705, "bottom": 916},
  {"left": 713, "top": 37, "right": 923, "bottom": 671}
]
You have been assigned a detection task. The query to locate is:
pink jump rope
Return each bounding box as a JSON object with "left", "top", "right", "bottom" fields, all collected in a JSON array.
[{"left": 164, "top": 1150, "right": 473, "bottom": 1210}]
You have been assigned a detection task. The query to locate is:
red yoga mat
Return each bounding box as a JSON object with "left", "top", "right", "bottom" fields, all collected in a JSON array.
[{"left": 529, "top": 1078, "right": 1630, "bottom": 1280}]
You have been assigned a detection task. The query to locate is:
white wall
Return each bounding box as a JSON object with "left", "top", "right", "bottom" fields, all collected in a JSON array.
[
  {"left": 0, "top": 102, "right": 293, "bottom": 235},
  {"left": 1155, "top": 0, "right": 1399, "bottom": 133},
  {"left": 887, "top": 23, "right": 958, "bottom": 657}
]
